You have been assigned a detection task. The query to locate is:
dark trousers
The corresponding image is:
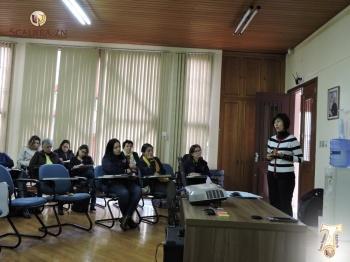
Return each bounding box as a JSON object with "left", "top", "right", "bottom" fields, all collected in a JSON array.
[
  {"left": 267, "top": 172, "right": 295, "bottom": 217},
  {"left": 102, "top": 180, "right": 141, "bottom": 217},
  {"left": 73, "top": 168, "right": 96, "bottom": 208}
]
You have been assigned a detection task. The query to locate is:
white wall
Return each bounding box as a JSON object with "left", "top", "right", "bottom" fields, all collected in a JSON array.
[
  {"left": 0, "top": 36, "right": 222, "bottom": 168},
  {"left": 285, "top": 5, "right": 350, "bottom": 188}
]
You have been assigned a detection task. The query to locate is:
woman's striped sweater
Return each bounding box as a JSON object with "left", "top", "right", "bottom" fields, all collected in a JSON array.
[{"left": 267, "top": 134, "right": 303, "bottom": 173}]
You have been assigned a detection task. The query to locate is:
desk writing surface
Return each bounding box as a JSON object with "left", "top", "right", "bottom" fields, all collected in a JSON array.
[{"left": 181, "top": 197, "right": 306, "bottom": 233}]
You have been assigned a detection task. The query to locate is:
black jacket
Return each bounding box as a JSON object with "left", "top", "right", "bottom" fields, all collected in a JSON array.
[
  {"left": 53, "top": 149, "right": 75, "bottom": 161},
  {"left": 138, "top": 156, "right": 165, "bottom": 176},
  {"left": 0, "top": 152, "right": 14, "bottom": 168},
  {"left": 182, "top": 154, "right": 210, "bottom": 176},
  {"left": 102, "top": 154, "right": 128, "bottom": 175},
  {"left": 123, "top": 152, "right": 140, "bottom": 167},
  {"left": 69, "top": 155, "right": 94, "bottom": 176},
  {"left": 28, "top": 151, "right": 61, "bottom": 178}
]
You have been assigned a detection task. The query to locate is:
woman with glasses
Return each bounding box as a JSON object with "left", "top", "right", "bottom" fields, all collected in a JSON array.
[
  {"left": 182, "top": 144, "right": 210, "bottom": 183},
  {"left": 70, "top": 145, "right": 96, "bottom": 211}
]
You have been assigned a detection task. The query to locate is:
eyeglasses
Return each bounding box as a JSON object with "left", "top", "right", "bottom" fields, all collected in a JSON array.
[
  {"left": 194, "top": 149, "right": 201, "bottom": 153},
  {"left": 80, "top": 150, "right": 88, "bottom": 154}
]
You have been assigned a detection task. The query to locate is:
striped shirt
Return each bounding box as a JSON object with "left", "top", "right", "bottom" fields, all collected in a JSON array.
[{"left": 267, "top": 134, "right": 303, "bottom": 173}]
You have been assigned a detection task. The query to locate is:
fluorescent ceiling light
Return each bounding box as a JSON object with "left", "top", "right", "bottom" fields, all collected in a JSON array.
[
  {"left": 62, "top": 0, "right": 91, "bottom": 25},
  {"left": 234, "top": 6, "right": 260, "bottom": 35},
  {"left": 234, "top": 6, "right": 253, "bottom": 34}
]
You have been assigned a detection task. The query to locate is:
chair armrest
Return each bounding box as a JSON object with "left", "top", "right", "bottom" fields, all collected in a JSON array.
[
  {"left": 40, "top": 177, "right": 86, "bottom": 181},
  {"left": 95, "top": 174, "right": 131, "bottom": 180},
  {"left": 15, "top": 178, "right": 40, "bottom": 183}
]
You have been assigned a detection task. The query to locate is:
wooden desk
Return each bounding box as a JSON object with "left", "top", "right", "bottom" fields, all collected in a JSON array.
[{"left": 181, "top": 198, "right": 306, "bottom": 262}]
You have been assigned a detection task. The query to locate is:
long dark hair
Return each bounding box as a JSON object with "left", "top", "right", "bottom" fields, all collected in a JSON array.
[
  {"left": 76, "top": 144, "right": 89, "bottom": 157},
  {"left": 59, "top": 139, "right": 71, "bottom": 151},
  {"left": 104, "top": 138, "right": 120, "bottom": 157}
]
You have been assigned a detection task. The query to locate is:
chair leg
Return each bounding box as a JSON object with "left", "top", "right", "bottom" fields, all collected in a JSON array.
[
  {"left": 96, "top": 197, "right": 107, "bottom": 209},
  {"left": 40, "top": 202, "right": 93, "bottom": 233},
  {"left": 95, "top": 198, "right": 121, "bottom": 228},
  {"left": 39, "top": 204, "right": 62, "bottom": 237},
  {"left": 138, "top": 197, "right": 145, "bottom": 208},
  {"left": 0, "top": 217, "right": 22, "bottom": 249},
  {"left": 136, "top": 198, "right": 167, "bottom": 225}
]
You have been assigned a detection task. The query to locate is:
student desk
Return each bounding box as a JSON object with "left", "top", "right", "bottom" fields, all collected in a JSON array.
[{"left": 180, "top": 198, "right": 306, "bottom": 262}]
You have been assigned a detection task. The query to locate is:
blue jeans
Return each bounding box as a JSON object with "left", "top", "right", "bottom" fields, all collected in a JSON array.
[{"left": 101, "top": 180, "right": 141, "bottom": 217}]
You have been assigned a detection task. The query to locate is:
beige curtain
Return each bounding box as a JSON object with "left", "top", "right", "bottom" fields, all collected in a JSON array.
[
  {"left": 54, "top": 47, "right": 99, "bottom": 154},
  {"left": 182, "top": 53, "right": 213, "bottom": 160},
  {"left": 19, "top": 44, "right": 58, "bottom": 148},
  {"left": 0, "top": 42, "right": 14, "bottom": 151},
  {"left": 95, "top": 49, "right": 162, "bottom": 163}
]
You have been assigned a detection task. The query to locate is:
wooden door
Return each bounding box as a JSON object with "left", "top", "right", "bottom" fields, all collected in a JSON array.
[
  {"left": 219, "top": 99, "right": 242, "bottom": 190},
  {"left": 299, "top": 79, "right": 317, "bottom": 198},
  {"left": 253, "top": 93, "right": 290, "bottom": 198}
]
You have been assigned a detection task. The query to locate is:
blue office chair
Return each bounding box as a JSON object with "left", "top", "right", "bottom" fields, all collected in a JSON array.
[
  {"left": 0, "top": 165, "right": 48, "bottom": 250},
  {"left": 93, "top": 165, "right": 121, "bottom": 228},
  {"left": 38, "top": 164, "right": 92, "bottom": 236}
]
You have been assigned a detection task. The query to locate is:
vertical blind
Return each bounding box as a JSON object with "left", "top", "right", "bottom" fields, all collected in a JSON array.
[
  {"left": 54, "top": 47, "right": 99, "bottom": 154},
  {"left": 182, "top": 53, "right": 213, "bottom": 160},
  {"left": 0, "top": 43, "right": 13, "bottom": 151},
  {"left": 95, "top": 50, "right": 162, "bottom": 160},
  {"left": 19, "top": 44, "right": 58, "bottom": 148},
  {"left": 15, "top": 44, "right": 214, "bottom": 167}
]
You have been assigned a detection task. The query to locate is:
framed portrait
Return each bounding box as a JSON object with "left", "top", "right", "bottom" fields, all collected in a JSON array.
[{"left": 328, "top": 86, "right": 340, "bottom": 120}]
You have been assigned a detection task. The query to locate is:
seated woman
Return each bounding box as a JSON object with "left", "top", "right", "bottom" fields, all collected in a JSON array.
[
  {"left": 182, "top": 144, "right": 210, "bottom": 185},
  {"left": 17, "top": 135, "right": 41, "bottom": 170},
  {"left": 101, "top": 139, "right": 141, "bottom": 230},
  {"left": 28, "top": 139, "right": 61, "bottom": 179},
  {"left": 138, "top": 143, "right": 177, "bottom": 225},
  {"left": 28, "top": 139, "right": 63, "bottom": 214},
  {"left": 54, "top": 140, "right": 75, "bottom": 169},
  {"left": 122, "top": 140, "right": 140, "bottom": 173},
  {"left": 70, "top": 145, "right": 96, "bottom": 211}
]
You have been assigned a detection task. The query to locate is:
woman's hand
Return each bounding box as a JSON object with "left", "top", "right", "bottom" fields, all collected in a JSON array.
[
  {"left": 72, "top": 164, "right": 83, "bottom": 169},
  {"left": 266, "top": 153, "right": 273, "bottom": 160}
]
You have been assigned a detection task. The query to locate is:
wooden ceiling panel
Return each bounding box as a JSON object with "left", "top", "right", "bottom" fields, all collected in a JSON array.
[{"left": 0, "top": 0, "right": 349, "bottom": 53}]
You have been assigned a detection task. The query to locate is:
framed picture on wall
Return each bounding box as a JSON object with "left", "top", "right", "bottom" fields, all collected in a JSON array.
[{"left": 328, "top": 86, "right": 340, "bottom": 120}]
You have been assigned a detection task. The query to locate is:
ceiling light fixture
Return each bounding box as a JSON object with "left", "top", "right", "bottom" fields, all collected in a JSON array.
[
  {"left": 234, "top": 6, "right": 261, "bottom": 35},
  {"left": 62, "top": 0, "right": 91, "bottom": 25}
]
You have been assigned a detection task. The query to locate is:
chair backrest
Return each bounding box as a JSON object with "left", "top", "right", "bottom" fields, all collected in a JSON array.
[
  {"left": 162, "top": 163, "right": 174, "bottom": 176},
  {"left": 94, "top": 165, "right": 104, "bottom": 178},
  {"left": 0, "top": 181, "right": 9, "bottom": 218},
  {"left": 39, "top": 164, "right": 71, "bottom": 194},
  {"left": 209, "top": 169, "right": 224, "bottom": 187},
  {"left": 0, "top": 165, "right": 14, "bottom": 195}
]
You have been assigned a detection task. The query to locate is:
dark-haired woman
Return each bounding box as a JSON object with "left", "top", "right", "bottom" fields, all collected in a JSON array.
[
  {"left": 267, "top": 113, "right": 303, "bottom": 217},
  {"left": 54, "top": 140, "right": 74, "bottom": 169},
  {"left": 70, "top": 145, "right": 96, "bottom": 211},
  {"left": 182, "top": 144, "right": 210, "bottom": 185},
  {"left": 122, "top": 140, "right": 140, "bottom": 173},
  {"left": 138, "top": 143, "right": 177, "bottom": 225},
  {"left": 102, "top": 139, "right": 141, "bottom": 230}
]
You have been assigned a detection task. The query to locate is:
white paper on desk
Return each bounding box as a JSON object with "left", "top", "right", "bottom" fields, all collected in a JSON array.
[{"left": 225, "top": 191, "right": 262, "bottom": 199}]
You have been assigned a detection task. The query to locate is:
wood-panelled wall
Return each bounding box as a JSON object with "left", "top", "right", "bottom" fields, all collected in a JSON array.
[{"left": 218, "top": 51, "right": 285, "bottom": 191}]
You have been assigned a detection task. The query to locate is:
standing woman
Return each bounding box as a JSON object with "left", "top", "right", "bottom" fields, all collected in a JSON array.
[
  {"left": 70, "top": 145, "right": 96, "bottom": 211},
  {"left": 101, "top": 139, "right": 141, "bottom": 230},
  {"left": 267, "top": 113, "right": 303, "bottom": 217},
  {"left": 54, "top": 140, "right": 75, "bottom": 169}
]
